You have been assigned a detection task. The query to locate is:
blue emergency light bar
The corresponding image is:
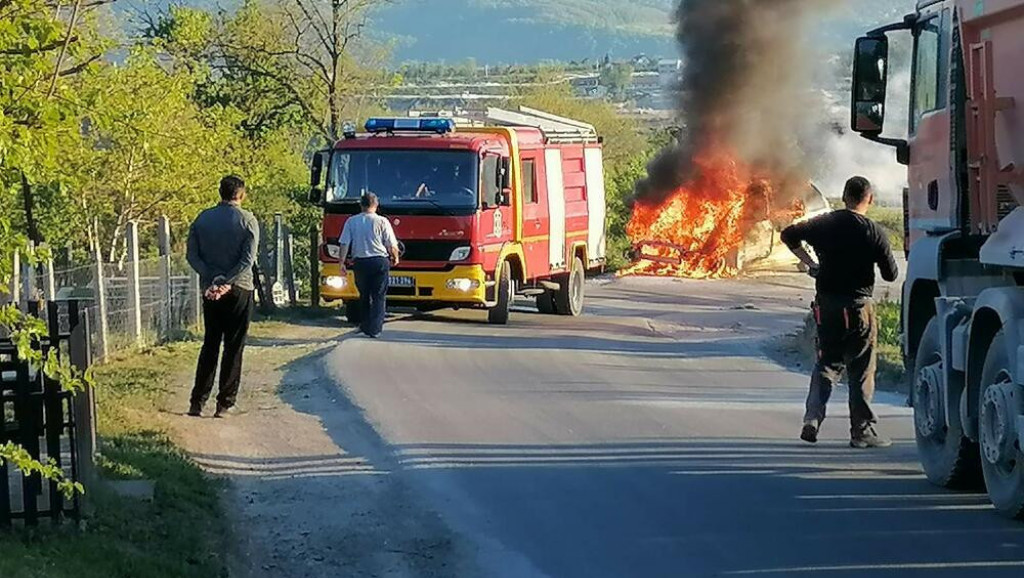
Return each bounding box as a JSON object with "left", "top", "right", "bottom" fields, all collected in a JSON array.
[{"left": 364, "top": 117, "right": 456, "bottom": 134}]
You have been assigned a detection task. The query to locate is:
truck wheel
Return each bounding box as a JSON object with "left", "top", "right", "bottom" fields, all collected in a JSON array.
[
  {"left": 344, "top": 300, "right": 363, "bottom": 325},
  {"left": 536, "top": 292, "right": 556, "bottom": 314},
  {"left": 913, "top": 318, "right": 982, "bottom": 489},
  {"left": 554, "top": 256, "right": 585, "bottom": 317},
  {"left": 488, "top": 264, "right": 512, "bottom": 325},
  {"left": 978, "top": 330, "right": 1024, "bottom": 519}
]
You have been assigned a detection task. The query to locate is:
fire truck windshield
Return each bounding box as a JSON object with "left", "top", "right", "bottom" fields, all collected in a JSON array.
[{"left": 326, "top": 150, "right": 479, "bottom": 211}]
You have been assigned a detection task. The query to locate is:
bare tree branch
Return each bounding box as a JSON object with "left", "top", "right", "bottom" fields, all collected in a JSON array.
[{"left": 46, "top": 0, "right": 83, "bottom": 98}]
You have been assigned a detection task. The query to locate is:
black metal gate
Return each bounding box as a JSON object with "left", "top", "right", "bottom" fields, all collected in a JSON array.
[{"left": 1, "top": 300, "right": 90, "bottom": 526}]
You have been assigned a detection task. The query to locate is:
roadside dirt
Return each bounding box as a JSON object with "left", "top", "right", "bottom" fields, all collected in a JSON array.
[{"left": 162, "top": 316, "right": 479, "bottom": 578}]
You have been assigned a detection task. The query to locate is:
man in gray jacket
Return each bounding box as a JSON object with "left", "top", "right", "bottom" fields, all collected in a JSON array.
[{"left": 186, "top": 176, "right": 259, "bottom": 418}]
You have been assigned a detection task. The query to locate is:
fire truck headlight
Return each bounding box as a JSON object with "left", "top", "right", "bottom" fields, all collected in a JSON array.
[
  {"left": 446, "top": 278, "right": 479, "bottom": 292},
  {"left": 448, "top": 246, "right": 471, "bottom": 262},
  {"left": 324, "top": 244, "right": 342, "bottom": 259},
  {"left": 324, "top": 276, "right": 347, "bottom": 289}
]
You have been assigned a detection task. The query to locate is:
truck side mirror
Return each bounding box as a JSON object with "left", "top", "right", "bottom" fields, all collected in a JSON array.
[
  {"left": 309, "top": 150, "right": 330, "bottom": 204},
  {"left": 499, "top": 157, "right": 511, "bottom": 190},
  {"left": 851, "top": 36, "right": 890, "bottom": 134}
]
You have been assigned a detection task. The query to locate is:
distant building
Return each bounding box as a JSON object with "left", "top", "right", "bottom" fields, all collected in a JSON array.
[
  {"left": 630, "top": 72, "right": 660, "bottom": 90},
  {"left": 658, "top": 59, "right": 683, "bottom": 87}
]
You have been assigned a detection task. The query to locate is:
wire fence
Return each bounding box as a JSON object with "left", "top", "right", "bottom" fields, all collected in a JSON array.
[{"left": 6, "top": 214, "right": 307, "bottom": 364}]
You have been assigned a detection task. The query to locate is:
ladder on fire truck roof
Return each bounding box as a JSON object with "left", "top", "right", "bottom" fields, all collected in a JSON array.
[{"left": 470, "top": 106, "right": 601, "bottom": 144}]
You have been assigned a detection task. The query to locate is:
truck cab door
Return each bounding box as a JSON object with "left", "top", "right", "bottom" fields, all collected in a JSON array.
[
  {"left": 520, "top": 153, "right": 550, "bottom": 278},
  {"left": 907, "top": 7, "right": 957, "bottom": 243}
]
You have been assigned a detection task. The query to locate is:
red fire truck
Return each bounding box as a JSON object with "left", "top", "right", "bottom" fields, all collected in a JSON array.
[
  {"left": 851, "top": 0, "right": 1024, "bottom": 517},
  {"left": 308, "top": 107, "right": 607, "bottom": 325}
]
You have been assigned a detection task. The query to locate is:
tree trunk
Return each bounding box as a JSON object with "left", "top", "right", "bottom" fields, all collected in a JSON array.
[{"left": 21, "top": 172, "right": 44, "bottom": 245}]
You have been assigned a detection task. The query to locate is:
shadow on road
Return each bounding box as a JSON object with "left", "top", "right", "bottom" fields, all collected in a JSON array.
[{"left": 268, "top": 344, "right": 1024, "bottom": 578}]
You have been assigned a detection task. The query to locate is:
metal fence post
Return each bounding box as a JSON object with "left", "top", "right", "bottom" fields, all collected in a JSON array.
[
  {"left": 92, "top": 243, "right": 109, "bottom": 361},
  {"left": 126, "top": 221, "right": 143, "bottom": 346},
  {"left": 309, "top": 225, "right": 321, "bottom": 309},
  {"left": 157, "top": 216, "right": 173, "bottom": 340}
]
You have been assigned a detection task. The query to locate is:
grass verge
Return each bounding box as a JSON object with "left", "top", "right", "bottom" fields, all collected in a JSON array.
[
  {"left": 0, "top": 342, "right": 231, "bottom": 578},
  {"left": 767, "top": 300, "right": 906, "bottom": 394}
]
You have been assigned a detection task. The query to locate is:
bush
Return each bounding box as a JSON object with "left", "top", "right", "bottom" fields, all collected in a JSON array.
[{"left": 876, "top": 299, "right": 901, "bottom": 348}]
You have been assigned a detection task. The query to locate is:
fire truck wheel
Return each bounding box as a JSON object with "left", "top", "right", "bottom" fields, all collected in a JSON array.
[
  {"left": 344, "top": 300, "right": 363, "bottom": 325},
  {"left": 555, "top": 256, "right": 585, "bottom": 317},
  {"left": 912, "top": 318, "right": 982, "bottom": 489},
  {"left": 978, "top": 330, "right": 1024, "bottom": 519},
  {"left": 487, "top": 264, "right": 512, "bottom": 325},
  {"left": 536, "top": 292, "right": 556, "bottom": 314}
]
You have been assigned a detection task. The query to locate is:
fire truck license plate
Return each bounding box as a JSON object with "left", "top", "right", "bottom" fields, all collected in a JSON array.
[{"left": 389, "top": 276, "right": 414, "bottom": 288}]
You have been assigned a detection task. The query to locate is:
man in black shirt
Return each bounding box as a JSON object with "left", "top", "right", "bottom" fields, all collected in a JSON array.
[{"left": 781, "top": 176, "right": 899, "bottom": 448}]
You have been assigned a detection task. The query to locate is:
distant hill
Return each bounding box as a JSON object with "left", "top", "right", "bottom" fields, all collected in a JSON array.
[
  {"left": 122, "top": 0, "right": 916, "bottom": 64},
  {"left": 370, "top": 0, "right": 674, "bottom": 63}
]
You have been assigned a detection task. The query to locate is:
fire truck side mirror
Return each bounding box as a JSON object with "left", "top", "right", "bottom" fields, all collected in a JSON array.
[
  {"left": 851, "top": 35, "right": 889, "bottom": 134},
  {"left": 309, "top": 150, "right": 329, "bottom": 204},
  {"left": 499, "top": 157, "right": 512, "bottom": 190}
]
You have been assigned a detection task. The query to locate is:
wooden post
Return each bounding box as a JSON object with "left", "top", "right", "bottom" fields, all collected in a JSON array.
[
  {"left": 157, "top": 216, "right": 172, "bottom": 340},
  {"left": 10, "top": 248, "right": 20, "bottom": 305},
  {"left": 92, "top": 242, "right": 109, "bottom": 362},
  {"left": 256, "top": 220, "right": 275, "bottom": 313},
  {"left": 125, "top": 221, "right": 143, "bottom": 346},
  {"left": 191, "top": 272, "right": 203, "bottom": 331},
  {"left": 21, "top": 241, "right": 36, "bottom": 309},
  {"left": 42, "top": 244, "right": 56, "bottom": 301},
  {"left": 309, "top": 225, "right": 321, "bottom": 309},
  {"left": 273, "top": 213, "right": 285, "bottom": 285},
  {"left": 68, "top": 301, "right": 98, "bottom": 504},
  {"left": 284, "top": 228, "right": 297, "bottom": 306}
]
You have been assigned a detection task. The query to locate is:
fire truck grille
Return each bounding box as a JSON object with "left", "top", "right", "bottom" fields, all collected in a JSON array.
[
  {"left": 997, "top": 185, "right": 1018, "bottom": 220},
  {"left": 401, "top": 240, "right": 466, "bottom": 262}
]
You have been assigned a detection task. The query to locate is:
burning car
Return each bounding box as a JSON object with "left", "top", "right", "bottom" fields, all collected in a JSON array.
[{"left": 623, "top": 147, "right": 832, "bottom": 278}]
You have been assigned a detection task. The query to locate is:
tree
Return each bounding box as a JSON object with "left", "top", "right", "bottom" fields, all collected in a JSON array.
[
  {"left": 599, "top": 62, "right": 634, "bottom": 100},
  {"left": 216, "top": 0, "right": 392, "bottom": 145},
  {"left": 0, "top": 0, "right": 97, "bottom": 496},
  {"left": 69, "top": 48, "right": 231, "bottom": 262}
]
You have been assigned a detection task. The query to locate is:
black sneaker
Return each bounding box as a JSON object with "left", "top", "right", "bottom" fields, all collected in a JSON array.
[
  {"left": 187, "top": 403, "right": 203, "bottom": 417},
  {"left": 214, "top": 405, "right": 240, "bottom": 419},
  {"left": 850, "top": 426, "right": 892, "bottom": 449},
  {"left": 800, "top": 421, "right": 819, "bottom": 444}
]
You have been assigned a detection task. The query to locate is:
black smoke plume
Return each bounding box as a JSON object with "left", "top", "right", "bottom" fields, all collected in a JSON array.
[{"left": 634, "top": 0, "right": 837, "bottom": 206}]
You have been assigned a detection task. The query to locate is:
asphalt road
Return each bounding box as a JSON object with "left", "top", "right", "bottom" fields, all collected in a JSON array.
[{"left": 312, "top": 273, "right": 1024, "bottom": 578}]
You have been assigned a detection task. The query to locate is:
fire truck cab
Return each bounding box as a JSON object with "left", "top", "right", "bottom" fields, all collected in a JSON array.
[
  {"left": 308, "top": 108, "right": 607, "bottom": 325},
  {"left": 851, "top": 0, "right": 1024, "bottom": 517}
]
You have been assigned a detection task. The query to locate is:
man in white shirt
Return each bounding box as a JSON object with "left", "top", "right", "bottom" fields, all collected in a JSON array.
[{"left": 337, "top": 193, "right": 401, "bottom": 337}]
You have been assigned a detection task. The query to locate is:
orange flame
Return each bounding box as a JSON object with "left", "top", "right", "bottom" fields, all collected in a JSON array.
[{"left": 622, "top": 149, "right": 756, "bottom": 279}]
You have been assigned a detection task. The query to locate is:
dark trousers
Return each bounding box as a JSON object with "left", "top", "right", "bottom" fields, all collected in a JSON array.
[
  {"left": 191, "top": 287, "right": 253, "bottom": 409},
  {"left": 353, "top": 257, "right": 390, "bottom": 336},
  {"left": 804, "top": 295, "right": 879, "bottom": 433}
]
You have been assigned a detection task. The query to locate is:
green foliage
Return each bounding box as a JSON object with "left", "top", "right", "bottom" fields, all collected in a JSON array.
[
  {"left": 876, "top": 299, "right": 901, "bottom": 349},
  {"left": 600, "top": 62, "right": 635, "bottom": 100}
]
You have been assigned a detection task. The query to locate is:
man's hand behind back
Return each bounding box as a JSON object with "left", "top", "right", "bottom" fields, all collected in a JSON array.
[{"left": 205, "top": 284, "right": 232, "bottom": 301}]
